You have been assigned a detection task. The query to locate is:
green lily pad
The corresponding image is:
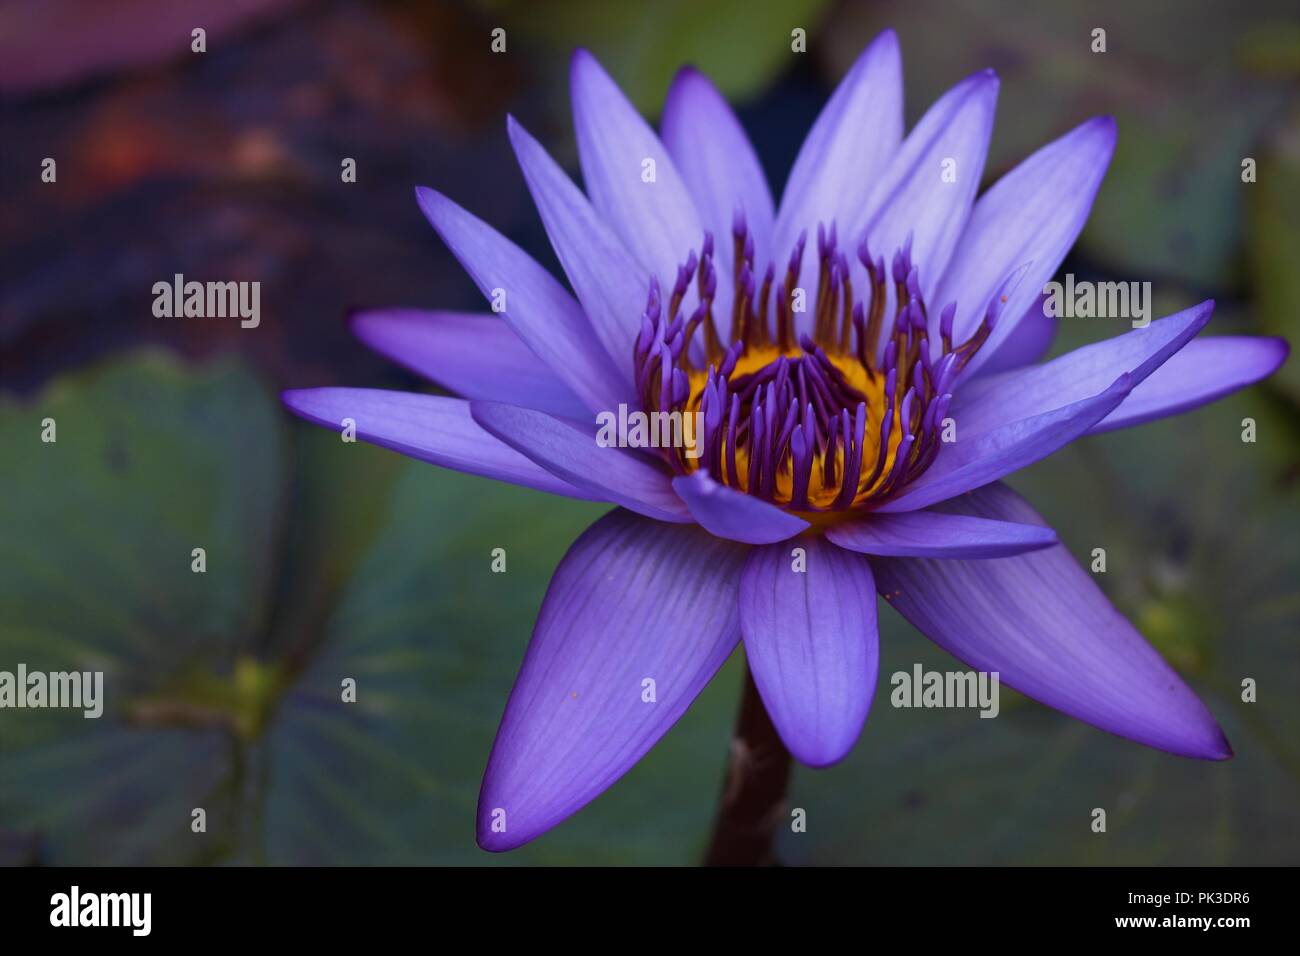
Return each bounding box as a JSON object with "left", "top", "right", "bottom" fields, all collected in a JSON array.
[{"left": 0, "top": 352, "right": 746, "bottom": 864}]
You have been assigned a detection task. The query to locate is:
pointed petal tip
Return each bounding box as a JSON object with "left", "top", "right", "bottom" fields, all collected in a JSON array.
[
  {"left": 569, "top": 46, "right": 602, "bottom": 81},
  {"left": 1172, "top": 719, "right": 1233, "bottom": 761},
  {"left": 867, "top": 26, "right": 900, "bottom": 55}
]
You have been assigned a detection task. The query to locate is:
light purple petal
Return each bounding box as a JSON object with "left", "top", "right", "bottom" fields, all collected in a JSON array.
[
  {"left": 281, "top": 388, "right": 601, "bottom": 501},
  {"left": 507, "top": 116, "right": 649, "bottom": 382},
  {"left": 871, "top": 482, "right": 1231, "bottom": 759},
  {"left": 470, "top": 400, "right": 691, "bottom": 523},
  {"left": 952, "top": 301, "right": 1215, "bottom": 435},
  {"left": 414, "top": 186, "right": 632, "bottom": 413},
  {"left": 879, "top": 300, "right": 1213, "bottom": 512},
  {"left": 570, "top": 49, "right": 703, "bottom": 287},
  {"left": 671, "top": 469, "right": 809, "bottom": 544},
  {"left": 856, "top": 69, "right": 999, "bottom": 306},
  {"left": 974, "top": 295, "right": 1057, "bottom": 375},
  {"left": 477, "top": 510, "right": 748, "bottom": 851},
  {"left": 662, "top": 66, "right": 775, "bottom": 277},
  {"left": 935, "top": 116, "right": 1117, "bottom": 380},
  {"left": 877, "top": 377, "right": 1130, "bottom": 513},
  {"left": 1088, "top": 335, "right": 1289, "bottom": 434},
  {"left": 826, "top": 509, "right": 1057, "bottom": 558},
  {"left": 349, "top": 309, "right": 589, "bottom": 420},
  {"left": 740, "top": 535, "right": 878, "bottom": 766},
  {"left": 772, "top": 29, "right": 902, "bottom": 295}
]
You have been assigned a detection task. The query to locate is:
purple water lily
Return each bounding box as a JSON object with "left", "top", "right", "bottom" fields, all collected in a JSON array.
[{"left": 284, "top": 31, "right": 1288, "bottom": 854}]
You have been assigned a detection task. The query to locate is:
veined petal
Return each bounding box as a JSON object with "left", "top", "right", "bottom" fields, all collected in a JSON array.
[
  {"left": 740, "top": 535, "right": 879, "bottom": 766},
  {"left": 350, "top": 309, "right": 589, "bottom": 420},
  {"left": 880, "top": 300, "right": 1212, "bottom": 512},
  {"left": 1088, "top": 335, "right": 1289, "bottom": 434},
  {"left": 477, "top": 510, "right": 748, "bottom": 851},
  {"left": 872, "top": 482, "right": 1231, "bottom": 759},
  {"left": 952, "top": 301, "right": 1215, "bottom": 437},
  {"left": 662, "top": 67, "right": 775, "bottom": 275},
  {"left": 772, "top": 28, "right": 902, "bottom": 292},
  {"left": 936, "top": 116, "right": 1117, "bottom": 380},
  {"left": 857, "top": 69, "right": 999, "bottom": 305},
  {"left": 877, "top": 376, "right": 1131, "bottom": 513},
  {"left": 414, "top": 186, "right": 632, "bottom": 414},
  {"left": 672, "top": 469, "right": 809, "bottom": 544},
  {"left": 281, "top": 388, "right": 601, "bottom": 501},
  {"left": 507, "top": 116, "right": 650, "bottom": 383},
  {"left": 470, "top": 400, "right": 691, "bottom": 523},
  {"left": 571, "top": 49, "right": 703, "bottom": 288},
  {"left": 826, "top": 509, "right": 1057, "bottom": 558}
]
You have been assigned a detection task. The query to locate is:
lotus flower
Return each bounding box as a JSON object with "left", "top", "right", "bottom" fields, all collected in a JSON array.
[{"left": 283, "top": 31, "right": 1288, "bottom": 853}]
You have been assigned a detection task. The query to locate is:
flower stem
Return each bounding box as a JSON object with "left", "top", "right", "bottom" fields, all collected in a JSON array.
[{"left": 703, "top": 664, "right": 792, "bottom": 866}]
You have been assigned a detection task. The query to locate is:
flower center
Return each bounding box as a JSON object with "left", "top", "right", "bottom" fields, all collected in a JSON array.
[{"left": 633, "top": 213, "right": 1006, "bottom": 515}]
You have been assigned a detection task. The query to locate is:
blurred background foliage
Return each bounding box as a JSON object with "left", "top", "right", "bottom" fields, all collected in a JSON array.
[{"left": 1, "top": 0, "right": 1297, "bottom": 864}]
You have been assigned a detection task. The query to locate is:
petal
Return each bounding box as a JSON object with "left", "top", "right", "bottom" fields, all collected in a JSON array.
[
  {"left": 952, "top": 301, "right": 1215, "bottom": 437},
  {"left": 570, "top": 49, "right": 703, "bottom": 286},
  {"left": 281, "top": 388, "right": 601, "bottom": 501},
  {"left": 477, "top": 510, "right": 748, "bottom": 851},
  {"left": 740, "top": 535, "right": 879, "bottom": 766},
  {"left": 662, "top": 66, "right": 775, "bottom": 273},
  {"left": 470, "top": 400, "right": 691, "bottom": 523},
  {"left": 857, "top": 69, "right": 1000, "bottom": 305},
  {"left": 414, "top": 186, "right": 632, "bottom": 413},
  {"left": 871, "top": 482, "right": 1231, "bottom": 759},
  {"left": 877, "top": 376, "right": 1131, "bottom": 513},
  {"left": 879, "top": 300, "right": 1212, "bottom": 512},
  {"left": 1088, "top": 335, "right": 1289, "bottom": 434},
  {"left": 935, "top": 116, "right": 1118, "bottom": 380},
  {"left": 671, "top": 469, "right": 809, "bottom": 544},
  {"left": 973, "top": 295, "right": 1057, "bottom": 375},
  {"left": 826, "top": 509, "right": 1057, "bottom": 558},
  {"left": 507, "top": 116, "right": 650, "bottom": 383},
  {"left": 349, "top": 309, "right": 589, "bottom": 420},
  {"left": 772, "top": 29, "right": 902, "bottom": 278}
]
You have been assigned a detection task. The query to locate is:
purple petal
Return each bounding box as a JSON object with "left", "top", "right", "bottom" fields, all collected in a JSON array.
[
  {"left": 952, "top": 300, "right": 1214, "bottom": 434},
  {"left": 935, "top": 116, "right": 1117, "bottom": 380},
  {"left": 826, "top": 509, "right": 1057, "bottom": 558},
  {"left": 857, "top": 69, "right": 999, "bottom": 305},
  {"left": 740, "top": 535, "right": 878, "bottom": 766},
  {"left": 350, "top": 309, "right": 589, "bottom": 420},
  {"left": 880, "top": 300, "right": 1212, "bottom": 512},
  {"left": 281, "top": 388, "right": 601, "bottom": 501},
  {"left": 414, "top": 186, "right": 632, "bottom": 413},
  {"left": 671, "top": 469, "right": 809, "bottom": 544},
  {"left": 477, "top": 510, "right": 748, "bottom": 851},
  {"left": 470, "top": 400, "right": 691, "bottom": 523},
  {"left": 570, "top": 49, "right": 703, "bottom": 286},
  {"left": 878, "top": 377, "right": 1130, "bottom": 513},
  {"left": 507, "top": 116, "right": 650, "bottom": 382},
  {"left": 772, "top": 29, "right": 902, "bottom": 293},
  {"left": 871, "top": 482, "right": 1231, "bottom": 759},
  {"left": 974, "top": 295, "right": 1057, "bottom": 374},
  {"left": 1088, "top": 335, "right": 1289, "bottom": 434},
  {"left": 662, "top": 66, "right": 775, "bottom": 274}
]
